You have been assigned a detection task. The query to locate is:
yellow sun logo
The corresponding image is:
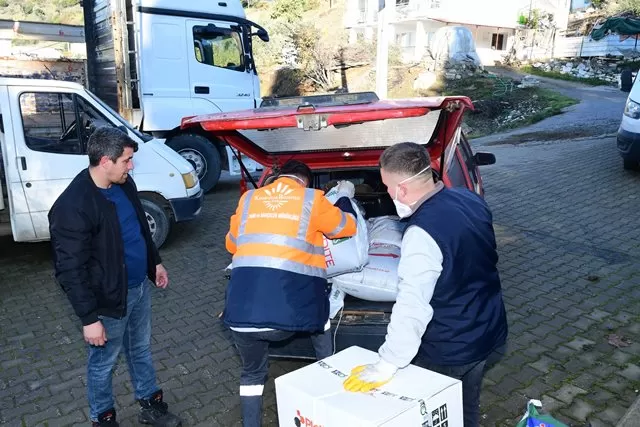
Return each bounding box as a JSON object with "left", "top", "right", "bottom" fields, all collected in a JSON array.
[{"left": 263, "top": 183, "right": 295, "bottom": 211}]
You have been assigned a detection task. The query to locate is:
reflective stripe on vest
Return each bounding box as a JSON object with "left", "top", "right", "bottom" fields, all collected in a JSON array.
[
  {"left": 237, "top": 233, "right": 324, "bottom": 256},
  {"left": 232, "top": 255, "right": 327, "bottom": 278},
  {"left": 297, "top": 189, "right": 315, "bottom": 239},
  {"left": 227, "top": 232, "right": 237, "bottom": 245},
  {"left": 326, "top": 211, "right": 349, "bottom": 239},
  {"left": 238, "top": 189, "right": 255, "bottom": 235}
]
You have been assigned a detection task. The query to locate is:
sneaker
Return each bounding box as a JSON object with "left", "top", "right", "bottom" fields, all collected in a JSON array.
[
  {"left": 138, "top": 389, "right": 182, "bottom": 427},
  {"left": 91, "top": 408, "right": 119, "bottom": 427}
]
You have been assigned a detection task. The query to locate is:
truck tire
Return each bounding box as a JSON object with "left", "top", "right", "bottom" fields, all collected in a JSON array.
[
  {"left": 140, "top": 195, "right": 171, "bottom": 249},
  {"left": 166, "top": 133, "right": 221, "bottom": 193},
  {"left": 620, "top": 69, "right": 633, "bottom": 92}
]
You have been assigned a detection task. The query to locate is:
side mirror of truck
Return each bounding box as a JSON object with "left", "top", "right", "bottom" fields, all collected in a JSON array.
[
  {"left": 474, "top": 152, "right": 496, "bottom": 166},
  {"left": 253, "top": 29, "right": 269, "bottom": 42}
]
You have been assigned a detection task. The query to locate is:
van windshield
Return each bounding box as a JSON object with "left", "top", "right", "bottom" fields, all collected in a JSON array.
[{"left": 84, "top": 89, "right": 153, "bottom": 142}]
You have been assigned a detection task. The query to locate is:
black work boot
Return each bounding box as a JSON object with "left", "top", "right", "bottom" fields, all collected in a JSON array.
[
  {"left": 138, "top": 389, "right": 182, "bottom": 426},
  {"left": 92, "top": 408, "right": 119, "bottom": 427}
]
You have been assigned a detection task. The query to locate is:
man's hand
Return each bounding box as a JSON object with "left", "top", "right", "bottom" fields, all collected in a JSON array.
[
  {"left": 343, "top": 358, "right": 398, "bottom": 393},
  {"left": 155, "top": 264, "right": 169, "bottom": 288},
  {"left": 83, "top": 321, "right": 107, "bottom": 346}
]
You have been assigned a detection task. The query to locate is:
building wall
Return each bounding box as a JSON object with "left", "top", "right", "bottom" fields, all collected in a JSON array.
[{"left": 391, "top": 20, "right": 515, "bottom": 65}]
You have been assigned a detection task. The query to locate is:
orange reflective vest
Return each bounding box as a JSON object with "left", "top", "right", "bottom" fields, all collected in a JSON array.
[{"left": 224, "top": 177, "right": 357, "bottom": 331}]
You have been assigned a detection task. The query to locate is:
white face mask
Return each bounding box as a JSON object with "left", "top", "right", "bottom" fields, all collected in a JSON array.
[
  {"left": 393, "top": 166, "right": 431, "bottom": 218},
  {"left": 280, "top": 174, "right": 307, "bottom": 187}
]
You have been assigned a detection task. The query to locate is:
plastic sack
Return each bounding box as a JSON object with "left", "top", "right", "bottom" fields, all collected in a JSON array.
[
  {"left": 367, "top": 215, "right": 406, "bottom": 247},
  {"left": 323, "top": 187, "right": 369, "bottom": 278},
  {"left": 332, "top": 244, "right": 401, "bottom": 302},
  {"left": 516, "top": 400, "right": 568, "bottom": 427},
  {"left": 328, "top": 284, "right": 346, "bottom": 319}
]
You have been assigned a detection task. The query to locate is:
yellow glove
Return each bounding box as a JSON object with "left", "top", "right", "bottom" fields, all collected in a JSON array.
[{"left": 343, "top": 358, "right": 398, "bottom": 393}]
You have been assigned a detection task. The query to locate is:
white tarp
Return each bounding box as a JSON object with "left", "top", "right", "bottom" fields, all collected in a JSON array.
[{"left": 431, "top": 26, "right": 482, "bottom": 68}]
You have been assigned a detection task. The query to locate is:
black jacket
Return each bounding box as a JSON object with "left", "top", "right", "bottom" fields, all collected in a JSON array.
[{"left": 48, "top": 169, "right": 162, "bottom": 326}]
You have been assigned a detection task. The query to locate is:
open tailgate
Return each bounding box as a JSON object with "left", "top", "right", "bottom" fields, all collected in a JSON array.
[{"left": 181, "top": 92, "right": 473, "bottom": 170}]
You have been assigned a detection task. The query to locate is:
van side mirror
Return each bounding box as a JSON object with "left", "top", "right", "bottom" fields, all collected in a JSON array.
[
  {"left": 253, "top": 28, "right": 269, "bottom": 42},
  {"left": 474, "top": 152, "right": 496, "bottom": 166}
]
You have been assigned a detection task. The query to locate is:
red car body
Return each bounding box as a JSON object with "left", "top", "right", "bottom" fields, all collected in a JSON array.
[{"left": 181, "top": 92, "right": 496, "bottom": 359}]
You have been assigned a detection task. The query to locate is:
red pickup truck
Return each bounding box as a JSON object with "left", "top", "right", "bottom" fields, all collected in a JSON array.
[{"left": 181, "top": 91, "right": 496, "bottom": 359}]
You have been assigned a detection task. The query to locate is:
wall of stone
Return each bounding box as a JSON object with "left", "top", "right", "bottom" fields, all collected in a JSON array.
[
  {"left": 0, "top": 58, "right": 86, "bottom": 116},
  {"left": 0, "top": 58, "right": 86, "bottom": 85},
  {"left": 529, "top": 57, "right": 621, "bottom": 83}
]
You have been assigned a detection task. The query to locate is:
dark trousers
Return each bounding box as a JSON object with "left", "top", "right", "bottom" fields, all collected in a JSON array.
[
  {"left": 231, "top": 328, "right": 332, "bottom": 427},
  {"left": 413, "top": 344, "right": 507, "bottom": 427}
]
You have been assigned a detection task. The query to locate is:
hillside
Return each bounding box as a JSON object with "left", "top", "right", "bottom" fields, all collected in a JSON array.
[{"left": 0, "top": 0, "right": 83, "bottom": 25}]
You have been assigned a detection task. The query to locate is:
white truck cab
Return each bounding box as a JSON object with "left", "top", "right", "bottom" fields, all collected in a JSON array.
[
  {"left": 82, "top": 0, "right": 270, "bottom": 193},
  {"left": 0, "top": 77, "right": 203, "bottom": 248}
]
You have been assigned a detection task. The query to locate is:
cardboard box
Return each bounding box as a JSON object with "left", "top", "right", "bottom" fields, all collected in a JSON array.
[{"left": 275, "top": 346, "right": 463, "bottom": 427}]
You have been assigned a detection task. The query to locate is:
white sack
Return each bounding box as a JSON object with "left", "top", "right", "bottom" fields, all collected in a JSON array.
[
  {"left": 328, "top": 284, "right": 346, "bottom": 319},
  {"left": 367, "top": 215, "right": 406, "bottom": 247},
  {"left": 332, "top": 244, "right": 401, "bottom": 302},
  {"left": 323, "top": 187, "right": 369, "bottom": 278}
]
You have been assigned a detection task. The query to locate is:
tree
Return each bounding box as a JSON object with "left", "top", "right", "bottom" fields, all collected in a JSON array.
[{"left": 606, "top": 0, "right": 640, "bottom": 15}]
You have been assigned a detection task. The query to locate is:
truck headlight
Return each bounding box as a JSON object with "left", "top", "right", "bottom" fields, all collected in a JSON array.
[
  {"left": 624, "top": 99, "right": 640, "bottom": 119},
  {"left": 181, "top": 171, "right": 198, "bottom": 189}
]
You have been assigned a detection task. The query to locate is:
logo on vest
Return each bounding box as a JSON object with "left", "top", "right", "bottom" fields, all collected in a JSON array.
[{"left": 256, "top": 183, "right": 300, "bottom": 211}]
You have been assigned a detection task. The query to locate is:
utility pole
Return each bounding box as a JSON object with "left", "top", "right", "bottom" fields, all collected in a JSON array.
[{"left": 375, "top": 0, "right": 388, "bottom": 99}]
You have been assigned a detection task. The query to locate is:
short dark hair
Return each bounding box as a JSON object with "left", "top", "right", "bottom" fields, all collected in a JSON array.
[
  {"left": 87, "top": 127, "right": 138, "bottom": 167},
  {"left": 379, "top": 142, "right": 431, "bottom": 177},
  {"left": 279, "top": 160, "right": 313, "bottom": 185}
]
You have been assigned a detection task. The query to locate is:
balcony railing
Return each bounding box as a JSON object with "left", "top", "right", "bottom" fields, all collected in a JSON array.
[{"left": 394, "top": 0, "right": 441, "bottom": 21}]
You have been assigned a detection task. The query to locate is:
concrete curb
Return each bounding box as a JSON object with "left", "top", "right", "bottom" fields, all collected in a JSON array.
[{"left": 617, "top": 394, "right": 640, "bottom": 427}]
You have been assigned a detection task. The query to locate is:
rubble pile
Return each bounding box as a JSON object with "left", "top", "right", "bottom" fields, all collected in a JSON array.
[
  {"left": 528, "top": 58, "right": 620, "bottom": 83},
  {"left": 413, "top": 57, "right": 483, "bottom": 90}
]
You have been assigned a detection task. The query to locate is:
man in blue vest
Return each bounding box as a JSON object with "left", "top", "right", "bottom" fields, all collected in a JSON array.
[{"left": 343, "top": 142, "right": 508, "bottom": 427}]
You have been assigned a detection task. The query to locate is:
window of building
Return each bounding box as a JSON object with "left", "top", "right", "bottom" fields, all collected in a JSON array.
[
  {"left": 193, "top": 26, "right": 245, "bottom": 71},
  {"left": 395, "top": 32, "right": 414, "bottom": 47},
  {"left": 19, "top": 92, "right": 115, "bottom": 155},
  {"left": 491, "top": 33, "right": 505, "bottom": 50}
]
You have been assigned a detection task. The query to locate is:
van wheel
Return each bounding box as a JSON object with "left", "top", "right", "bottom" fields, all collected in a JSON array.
[
  {"left": 166, "top": 133, "right": 221, "bottom": 193},
  {"left": 140, "top": 195, "right": 171, "bottom": 249},
  {"left": 623, "top": 159, "right": 640, "bottom": 171}
]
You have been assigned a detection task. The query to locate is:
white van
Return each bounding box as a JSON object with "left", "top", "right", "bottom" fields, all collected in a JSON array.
[
  {"left": 617, "top": 69, "right": 640, "bottom": 170},
  {"left": 0, "top": 78, "right": 203, "bottom": 248}
]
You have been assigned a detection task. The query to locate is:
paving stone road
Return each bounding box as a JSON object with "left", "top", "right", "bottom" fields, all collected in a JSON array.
[{"left": 1, "top": 135, "right": 639, "bottom": 426}]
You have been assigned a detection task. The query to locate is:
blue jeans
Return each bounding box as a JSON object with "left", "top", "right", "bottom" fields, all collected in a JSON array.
[
  {"left": 231, "top": 328, "right": 332, "bottom": 427},
  {"left": 87, "top": 279, "right": 159, "bottom": 421},
  {"left": 413, "top": 344, "right": 507, "bottom": 427}
]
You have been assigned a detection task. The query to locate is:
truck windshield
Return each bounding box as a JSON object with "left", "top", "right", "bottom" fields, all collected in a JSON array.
[{"left": 84, "top": 89, "right": 153, "bottom": 142}]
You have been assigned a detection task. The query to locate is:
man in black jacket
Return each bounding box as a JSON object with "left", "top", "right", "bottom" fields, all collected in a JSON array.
[{"left": 49, "top": 127, "right": 181, "bottom": 427}]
